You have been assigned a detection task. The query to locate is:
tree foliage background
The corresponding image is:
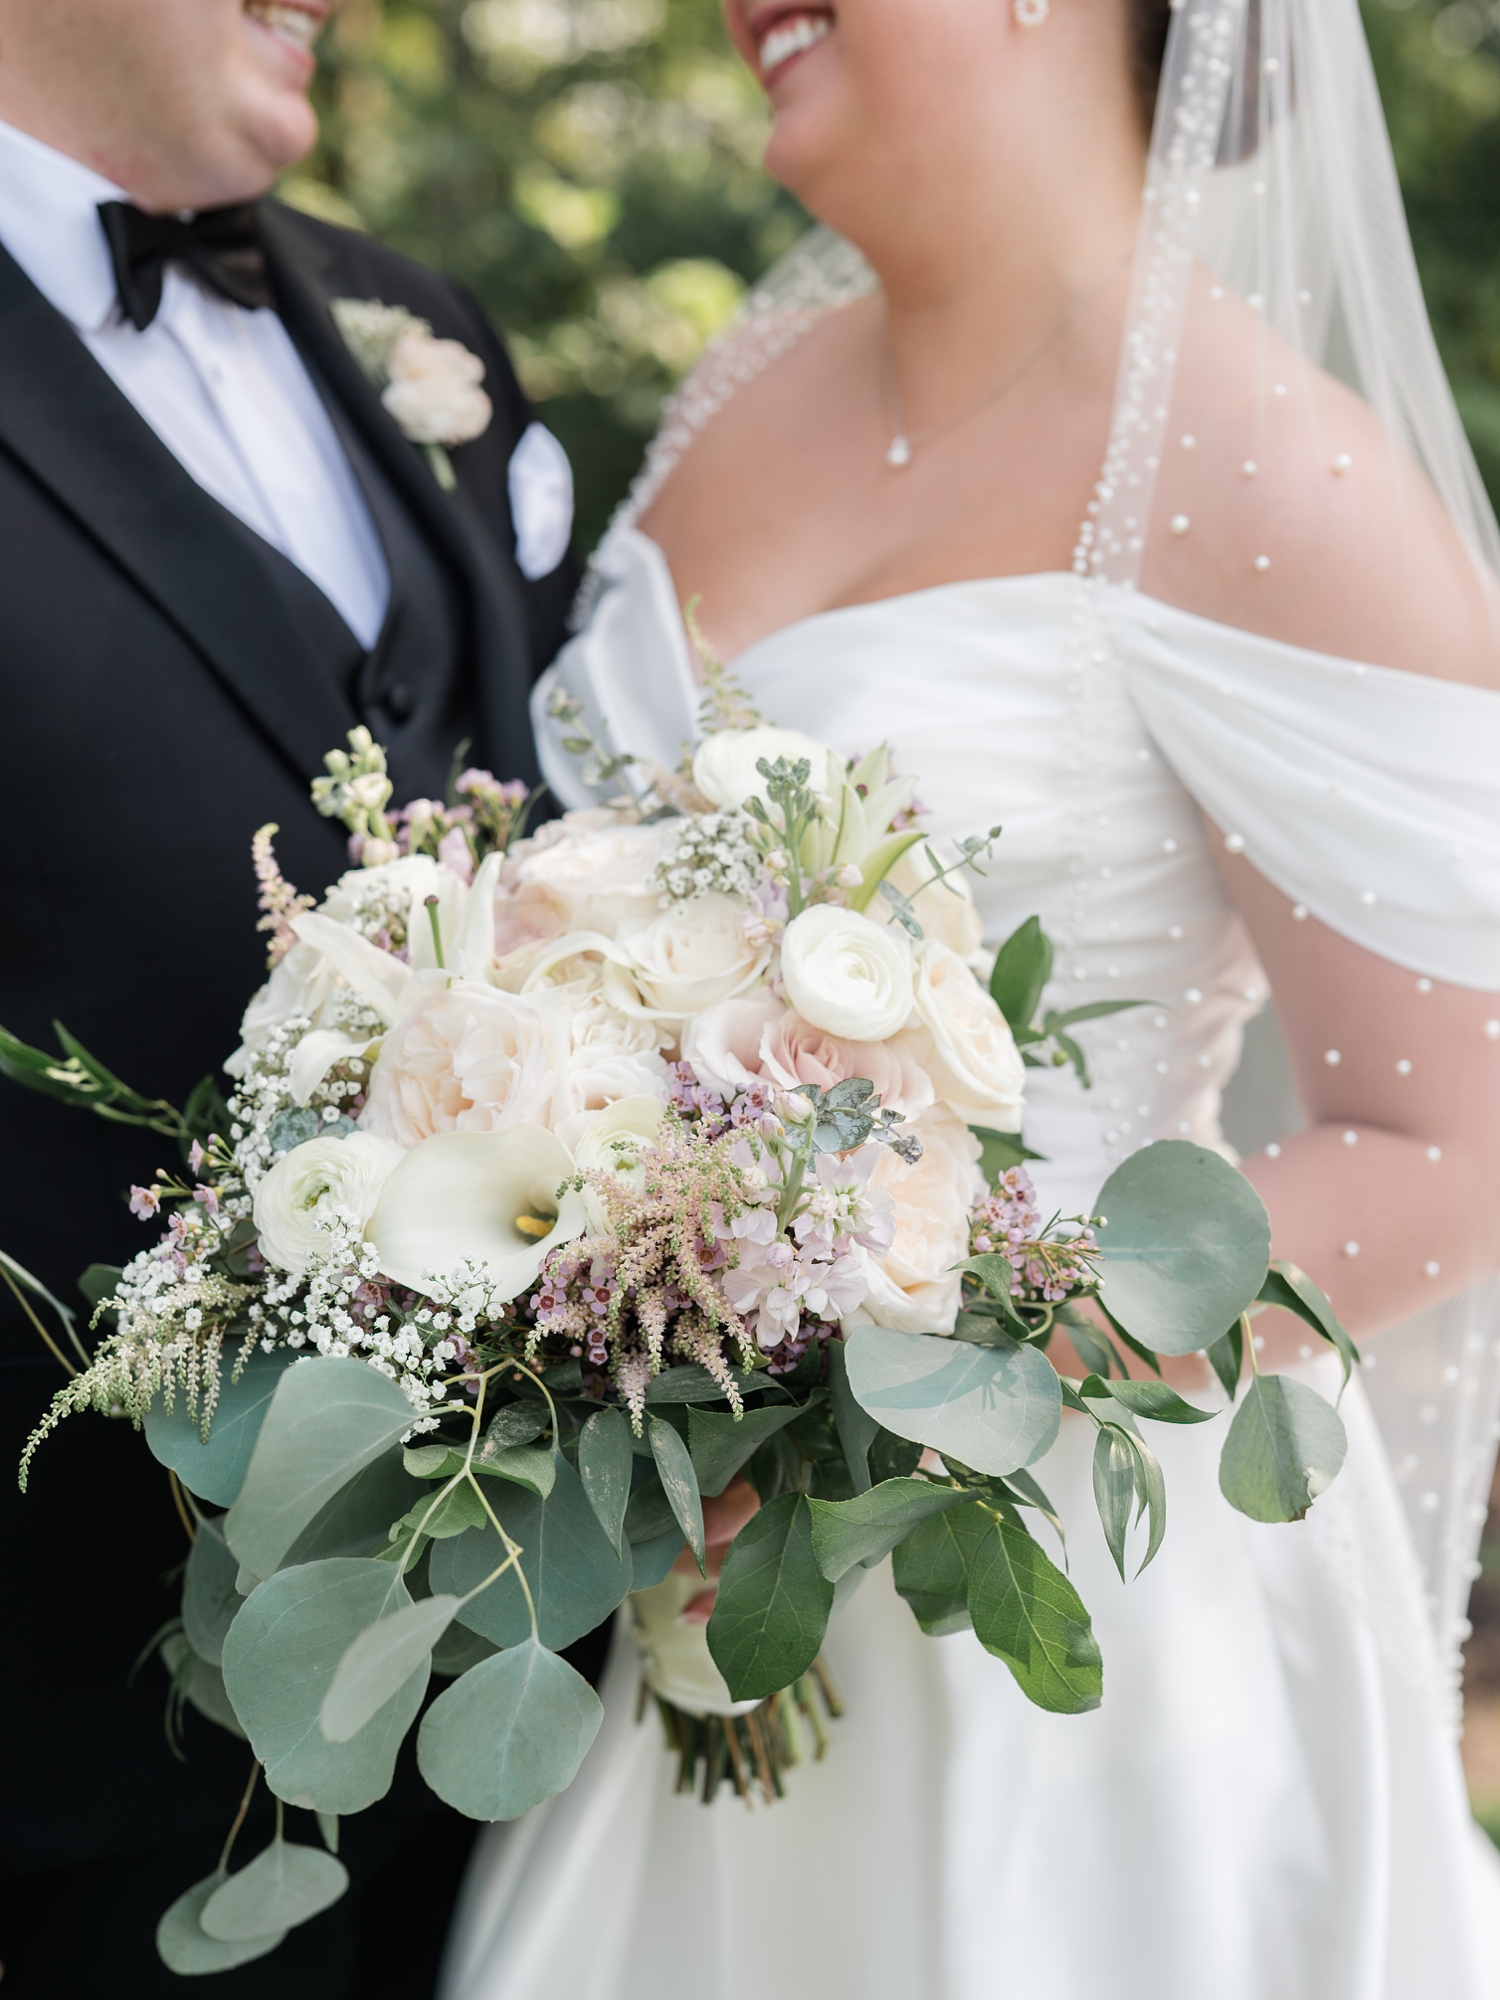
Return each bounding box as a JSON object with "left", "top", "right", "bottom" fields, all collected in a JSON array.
[{"left": 288, "top": 0, "right": 1500, "bottom": 555}]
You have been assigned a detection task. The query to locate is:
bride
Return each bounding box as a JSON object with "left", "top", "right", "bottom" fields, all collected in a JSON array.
[{"left": 443, "top": 0, "right": 1500, "bottom": 1993}]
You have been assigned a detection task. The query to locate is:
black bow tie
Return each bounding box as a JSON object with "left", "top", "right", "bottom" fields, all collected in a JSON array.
[{"left": 97, "top": 199, "right": 274, "bottom": 331}]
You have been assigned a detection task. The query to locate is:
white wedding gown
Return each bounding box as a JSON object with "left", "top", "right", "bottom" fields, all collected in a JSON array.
[{"left": 441, "top": 524, "right": 1500, "bottom": 2000}]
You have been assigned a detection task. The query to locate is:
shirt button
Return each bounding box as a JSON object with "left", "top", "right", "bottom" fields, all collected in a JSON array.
[{"left": 384, "top": 683, "right": 415, "bottom": 723}]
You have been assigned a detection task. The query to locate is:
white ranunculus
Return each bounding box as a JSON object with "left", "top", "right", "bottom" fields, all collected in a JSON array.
[
  {"left": 506, "top": 812, "right": 680, "bottom": 940},
  {"left": 253, "top": 1133, "right": 407, "bottom": 1277},
  {"left": 900, "top": 940, "right": 1026, "bottom": 1134},
  {"left": 367, "top": 1126, "right": 586, "bottom": 1302},
  {"left": 381, "top": 331, "right": 493, "bottom": 447},
  {"left": 359, "top": 979, "right": 570, "bottom": 1145},
  {"left": 691, "top": 727, "right": 835, "bottom": 811},
  {"left": 856, "top": 1109, "right": 985, "bottom": 1333},
  {"left": 616, "top": 894, "right": 769, "bottom": 1021},
  {"left": 779, "top": 904, "right": 915, "bottom": 1043},
  {"left": 571, "top": 1094, "right": 667, "bottom": 1186}
]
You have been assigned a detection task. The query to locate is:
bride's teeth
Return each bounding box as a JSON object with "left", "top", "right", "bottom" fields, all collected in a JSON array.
[
  {"left": 245, "top": 2, "right": 320, "bottom": 53},
  {"left": 758, "top": 13, "right": 831, "bottom": 77}
]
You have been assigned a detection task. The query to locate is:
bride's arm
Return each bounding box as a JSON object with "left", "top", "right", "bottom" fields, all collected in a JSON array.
[{"left": 1210, "top": 834, "right": 1500, "bottom": 1367}]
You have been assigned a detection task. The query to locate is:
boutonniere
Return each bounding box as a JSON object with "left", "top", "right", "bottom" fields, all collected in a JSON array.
[{"left": 331, "top": 298, "right": 493, "bottom": 492}]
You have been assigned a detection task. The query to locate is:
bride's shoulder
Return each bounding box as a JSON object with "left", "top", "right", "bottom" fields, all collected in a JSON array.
[{"left": 1141, "top": 286, "right": 1498, "bottom": 687}]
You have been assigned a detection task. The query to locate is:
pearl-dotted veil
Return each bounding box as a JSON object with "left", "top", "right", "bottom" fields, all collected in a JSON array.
[{"left": 622, "top": 0, "right": 1500, "bottom": 1697}]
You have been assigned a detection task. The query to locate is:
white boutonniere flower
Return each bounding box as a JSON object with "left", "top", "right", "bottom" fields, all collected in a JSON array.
[{"left": 331, "top": 297, "right": 493, "bottom": 491}]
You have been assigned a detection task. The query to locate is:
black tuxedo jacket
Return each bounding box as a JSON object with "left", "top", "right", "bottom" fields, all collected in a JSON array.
[{"left": 0, "top": 202, "right": 572, "bottom": 1902}]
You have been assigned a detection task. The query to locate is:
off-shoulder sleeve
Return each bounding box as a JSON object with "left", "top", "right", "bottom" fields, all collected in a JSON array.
[
  {"left": 532, "top": 527, "right": 702, "bottom": 812},
  {"left": 1115, "top": 597, "right": 1500, "bottom": 990}
]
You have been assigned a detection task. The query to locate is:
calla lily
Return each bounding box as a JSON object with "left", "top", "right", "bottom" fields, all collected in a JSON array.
[
  {"left": 446, "top": 850, "right": 506, "bottom": 983},
  {"left": 366, "top": 1126, "right": 586, "bottom": 1302}
]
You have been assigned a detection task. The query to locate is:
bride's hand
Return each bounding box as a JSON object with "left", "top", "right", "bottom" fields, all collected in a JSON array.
[{"left": 672, "top": 1476, "right": 761, "bottom": 1622}]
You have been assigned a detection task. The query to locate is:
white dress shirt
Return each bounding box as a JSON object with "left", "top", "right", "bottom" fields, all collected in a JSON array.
[{"left": 0, "top": 117, "right": 395, "bottom": 645}]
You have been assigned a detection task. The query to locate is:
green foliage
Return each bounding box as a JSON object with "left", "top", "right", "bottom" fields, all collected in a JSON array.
[
  {"left": 808, "top": 1479, "right": 973, "bottom": 1583},
  {"left": 891, "top": 1500, "right": 995, "bottom": 1638},
  {"left": 707, "top": 1491, "right": 834, "bottom": 1701},
  {"left": 145, "top": 1346, "right": 296, "bottom": 1509},
  {"left": 200, "top": 1839, "right": 350, "bottom": 1941},
  {"left": 577, "top": 1404, "right": 633, "bottom": 1549},
  {"left": 1219, "top": 1375, "right": 1349, "bottom": 1524},
  {"left": 966, "top": 1507, "right": 1103, "bottom": 1714},
  {"left": 321, "top": 1594, "right": 461, "bottom": 1741},
  {"left": 183, "top": 1518, "right": 245, "bottom": 1666},
  {"left": 283, "top": 1447, "right": 420, "bottom": 1564},
  {"left": 843, "top": 1323, "right": 1062, "bottom": 1477},
  {"left": 688, "top": 1399, "right": 803, "bottom": 1498},
  {"left": 825, "top": 1340, "right": 878, "bottom": 1495},
  {"left": 417, "top": 1639, "right": 603, "bottom": 1820},
  {"left": 1257, "top": 1261, "right": 1360, "bottom": 1393},
  {"left": 649, "top": 1415, "right": 705, "bottom": 1572},
  {"left": 156, "top": 1873, "right": 286, "bottom": 1975},
  {"left": 291, "top": 0, "right": 805, "bottom": 551}
]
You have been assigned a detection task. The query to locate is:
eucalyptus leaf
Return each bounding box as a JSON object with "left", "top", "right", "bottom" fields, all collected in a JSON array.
[
  {"left": 623, "top": 1463, "right": 679, "bottom": 1545},
  {"left": 706, "top": 1492, "right": 834, "bottom": 1702},
  {"left": 644, "top": 1364, "right": 762, "bottom": 1405},
  {"left": 1081, "top": 1376, "right": 1216, "bottom": 1426},
  {"left": 160, "top": 1633, "right": 247, "bottom": 1740},
  {"left": 321, "top": 1595, "right": 460, "bottom": 1743},
  {"left": 890, "top": 1500, "right": 993, "bottom": 1636},
  {"left": 1095, "top": 1141, "right": 1271, "bottom": 1356},
  {"left": 431, "top": 1457, "right": 631, "bottom": 1650},
  {"left": 844, "top": 1325, "right": 1061, "bottom": 1476},
  {"left": 628, "top": 1526, "right": 682, "bottom": 1590},
  {"left": 578, "top": 1406, "right": 633, "bottom": 1552},
  {"left": 687, "top": 1401, "right": 804, "bottom": 1500},
  {"left": 316, "top": 1813, "right": 339, "bottom": 1855},
  {"left": 1092, "top": 1428, "right": 1137, "bottom": 1583},
  {"left": 200, "top": 1839, "right": 349, "bottom": 1941},
  {"left": 1219, "top": 1374, "right": 1348, "bottom": 1524},
  {"left": 808, "top": 1479, "right": 972, "bottom": 1582},
  {"left": 868, "top": 1429, "right": 923, "bottom": 1485},
  {"left": 1258, "top": 1262, "right": 1359, "bottom": 1392},
  {"left": 479, "top": 1403, "right": 550, "bottom": 1453},
  {"left": 221, "top": 1558, "right": 426, "bottom": 1813},
  {"left": 156, "top": 1873, "right": 285, "bottom": 1975},
  {"left": 183, "top": 1517, "right": 244, "bottom": 1666},
  {"left": 826, "top": 1340, "right": 877, "bottom": 1495},
  {"left": 476, "top": 1445, "right": 556, "bottom": 1498},
  {"left": 432, "top": 1621, "right": 500, "bottom": 1677},
  {"left": 417, "top": 1640, "right": 603, "bottom": 1820},
  {"left": 282, "top": 1448, "right": 418, "bottom": 1567},
  {"left": 1206, "top": 1318, "right": 1246, "bottom": 1401},
  {"left": 967, "top": 1508, "right": 1103, "bottom": 1713},
  {"left": 145, "top": 1345, "right": 295, "bottom": 1508},
  {"left": 649, "top": 1419, "right": 705, "bottom": 1573}
]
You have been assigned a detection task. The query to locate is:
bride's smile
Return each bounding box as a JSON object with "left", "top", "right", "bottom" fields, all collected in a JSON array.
[{"left": 748, "top": 7, "right": 835, "bottom": 86}]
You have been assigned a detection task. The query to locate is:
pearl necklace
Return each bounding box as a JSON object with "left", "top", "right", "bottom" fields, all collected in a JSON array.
[{"left": 880, "top": 256, "right": 1130, "bottom": 470}]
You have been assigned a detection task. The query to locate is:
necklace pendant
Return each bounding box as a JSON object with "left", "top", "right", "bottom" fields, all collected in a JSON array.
[{"left": 886, "top": 435, "right": 912, "bottom": 469}]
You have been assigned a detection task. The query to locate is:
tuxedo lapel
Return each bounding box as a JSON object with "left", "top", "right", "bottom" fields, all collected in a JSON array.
[{"left": 0, "top": 245, "right": 357, "bottom": 782}]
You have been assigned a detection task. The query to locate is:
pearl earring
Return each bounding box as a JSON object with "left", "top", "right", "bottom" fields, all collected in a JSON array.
[{"left": 1014, "top": 0, "right": 1049, "bottom": 22}]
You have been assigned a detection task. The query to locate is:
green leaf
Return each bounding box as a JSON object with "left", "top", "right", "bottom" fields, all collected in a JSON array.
[
  {"left": 1218, "top": 1375, "right": 1348, "bottom": 1524},
  {"left": 1206, "top": 1318, "right": 1246, "bottom": 1401},
  {"left": 477, "top": 1446, "right": 556, "bottom": 1498},
  {"left": 644, "top": 1364, "right": 762, "bottom": 1405},
  {"left": 160, "top": 1633, "right": 248, "bottom": 1740},
  {"left": 997, "top": 1465, "right": 1067, "bottom": 1555},
  {"left": 1081, "top": 1376, "right": 1216, "bottom": 1425},
  {"left": 706, "top": 1492, "right": 834, "bottom": 1701},
  {"left": 826, "top": 1342, "right": 877, "bottom": 1494},
  {"left": 145, "top": 1345, "right": 295, "bottom": 1508},
  {"left": 972, "top": 1129, "right": 1046, "bottom": 1187},
  {"left": 687, "top": 1400, "right": 805, "bottom": 1500},
  {"left": 967, "top": 1508, "right": 1103, "bottom": 1713},
  {"left": 629, "top": 1526, "right": 683, "bottom": 1590},
  {"left": 844, "top": 1325, "right": 1061, "bottom": 1476},
  {"left": 156, "top": 1873, "right": 285, "bottom": 1974},
  {"left": 430, "top": 1458, "right": 632, "bottom": 1651},
  {"left": 391, "top": 1480, "right": 487, "bottom": 1543},
  {"left": 225, "top": 1358, "right": 420, "bottom": 1577},
  {"left": 649, "top": 1417, "right": 705, "bottom": 1573},
  {"left": 1258, "top": 1262, "right": 1360, "bottom": 1393},
  {"left": 890, "top": 1500, "right": 993, "bottom": 1636},
  {"left": 623, "top": 1463, "right": 679, "bottom": 1544},
  {"left": 321, "top": 1595, "right": 460, "bottom": 1742},
  {"left": 417, "top": 1640, "right": 602, "bottom": 1821},
  {"left": 479, "top": 1403, "right": 550, "bottom": 1451},
  {"left": 431, "top": 1622, "right": 499, "bottom": 1677},
  {"left": 282, "top": 1448, "right": 418, "bottom": 1566},
  {"left": 808, "top": 1478, "right": 972, "bottom": 1582},
  {"left": 77, "top": 1262, "right": 122, "bottom": 1316},
  {"left": 316, "top": 1813, "right": 339, "bottom": 1855},
  {"left": 200, "top": 1839, "right": 349, "bottom": 1941},
  {"left": 1095, "top": 1141, "right": 1271, "bottom": 1356},
  {"left": 989, "top": 915, "right": 1052, "bottom": 1035},
  {"left": 221, "top": 1558, "right": 427, "bottom": 1813},
  {"left": 578, "top": 1407, "right": 633, "bottom": 1551},
  {"left": 183, "top": 1517, "right": 244, "bottom": 1666},
  {"left": 868, "top": 1428, "right": 923, "bottom": 1484},
  {"left": 1092, "top": 1427, "right": 1136, "bottom": 1583}
]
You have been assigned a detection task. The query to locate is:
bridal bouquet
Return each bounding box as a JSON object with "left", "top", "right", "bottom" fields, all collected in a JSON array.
[{"left": 4, "top": 666, "right": 1359, "bottom": 1975}]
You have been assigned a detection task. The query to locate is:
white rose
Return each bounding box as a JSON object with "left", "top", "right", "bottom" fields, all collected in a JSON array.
[
  {"left": 381, "top": 331, "right": 493, "bottom": 447},
  {"left": 253, "top": 1133, "right": 406, "bottom": 1277},
  {"left": 898, "top": 941, "right": 1026, "bottom": 1134},
  {"left": 855, "top": 1109, "right": 984, "bottom": 1333},
  {"left": 561, "top": 993, "right": 671, "bottom": 1113},
  {"left": 779, "top": 904, "right": 915, "bottom": 1043},
  {"left": 616, "top": 893, "right": 770, "bottom": 1021},
  {"left": 507, "top": 811, "right": 679, "bottom": 939},
  {"left": 692, "top": 726, "right": 835, "bottom": 811},
  {"left": 359, "top": 979, "right": 570, "bottom": 1145}
]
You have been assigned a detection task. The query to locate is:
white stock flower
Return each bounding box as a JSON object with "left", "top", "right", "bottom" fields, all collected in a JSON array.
[
  {"left": 779, "top": 904, "right": 915, "bottom": 1043},
  {"left": 856, "top": 1109, "right": 985, "bottom": 1333},
  {"left": 691, "top": 726, "right": 835, "bottom": 811},
  {"left": 367, "top": 1126, "right": 586, "bottom": 1302},
  {"left": 616, "top": 893, "right": 770, "bottom": 1021},
  {"left": 899, "top": 941, "right": 1026, "bottom": 1134},
  {"left": 381, "top": 330, "right": 493, "bottom": 447},
  {"left": 359, "top": 979, "right": 570, "bottom": 1144},
  {"left": 253, "top": 1133, "right": 406, "bottom": 1277}
]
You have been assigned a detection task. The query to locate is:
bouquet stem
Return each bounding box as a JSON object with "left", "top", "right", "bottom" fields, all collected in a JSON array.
[{"left": 649, "top": 1661, "right": 844, "bottom": 1807}]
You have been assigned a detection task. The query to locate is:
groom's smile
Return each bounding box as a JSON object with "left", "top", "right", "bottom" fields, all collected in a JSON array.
[{"left": 243, "top": 0, "right": 328, "bottom": 71}]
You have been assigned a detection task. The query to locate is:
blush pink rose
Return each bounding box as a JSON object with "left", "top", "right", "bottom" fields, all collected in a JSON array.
[{"left": 758, "top": 1011, "right": 934, "bottom": 1120}]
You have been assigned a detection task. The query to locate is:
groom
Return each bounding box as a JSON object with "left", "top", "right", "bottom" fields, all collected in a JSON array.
[{"left": 0, "top": 1, "right": 572, "bottom": 1991}]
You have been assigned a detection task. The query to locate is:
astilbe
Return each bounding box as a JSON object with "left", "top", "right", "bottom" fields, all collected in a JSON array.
[{"left": 251, "top": 823, "right": 314, "bottom": 966}]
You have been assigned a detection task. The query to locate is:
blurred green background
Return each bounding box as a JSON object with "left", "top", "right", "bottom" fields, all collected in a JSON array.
[{"left": 286, "top": 0, "right": 1500, "bottom": 556}]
